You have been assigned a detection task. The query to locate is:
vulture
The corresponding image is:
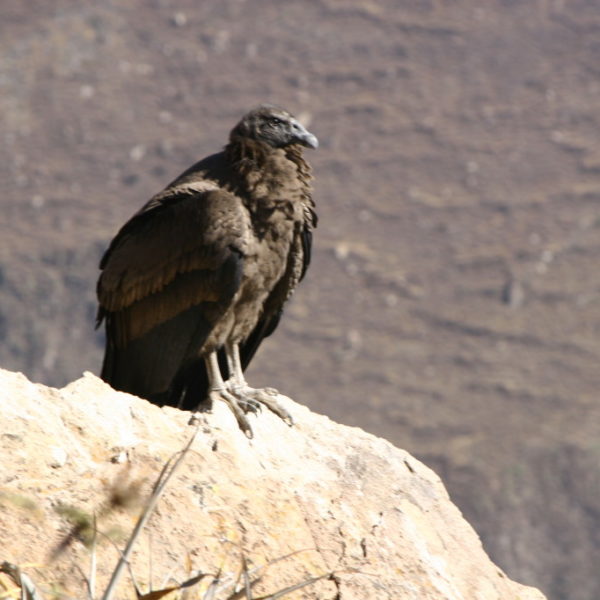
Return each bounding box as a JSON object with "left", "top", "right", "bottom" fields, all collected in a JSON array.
[{"left": 96, "top": 105, "right": 318, "bottom": 436}]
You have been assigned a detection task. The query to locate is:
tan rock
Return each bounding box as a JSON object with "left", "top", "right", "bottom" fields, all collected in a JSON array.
[{"left": 0, "top": 368, "right": 544, "bottom": 599}]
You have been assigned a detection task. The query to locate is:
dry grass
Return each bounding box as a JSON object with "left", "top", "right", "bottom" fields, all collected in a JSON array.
[{"left": 2, "top": 428, "right": 341, "bottom": 600}]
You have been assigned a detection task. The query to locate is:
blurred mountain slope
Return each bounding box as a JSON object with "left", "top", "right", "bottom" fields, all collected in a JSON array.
[{"left": 1, "top": 2, "right": 599, "bottom": 598}]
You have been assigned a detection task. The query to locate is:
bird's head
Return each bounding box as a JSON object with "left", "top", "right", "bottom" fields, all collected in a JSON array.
[{"left": 230, "top": 105, "right": 318, "bottom": 150}]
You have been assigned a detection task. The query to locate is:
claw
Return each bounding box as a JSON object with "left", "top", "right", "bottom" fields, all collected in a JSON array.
[
  {"left": 228, "top": 384, "right": 293, "bottom": 426},
  {"left": 237, "top": 396, "right": 262, "bottom": 414},
  {"left": 208, "top": 389, "right": 254, "bottom": 438}
]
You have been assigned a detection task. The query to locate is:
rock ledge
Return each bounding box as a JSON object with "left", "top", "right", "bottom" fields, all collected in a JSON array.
[{"left": 0, "top": 368, "right": 545, "bottom": 599}]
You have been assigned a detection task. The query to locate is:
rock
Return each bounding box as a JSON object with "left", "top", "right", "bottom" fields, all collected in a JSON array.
[{"left": 0, "top": 368, "right": 545, "bottom": 599}]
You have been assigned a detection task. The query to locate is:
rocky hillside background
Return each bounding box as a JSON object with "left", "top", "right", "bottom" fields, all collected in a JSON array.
[{"left": 1, "top": 2, "right": 599, "bottom": 599}]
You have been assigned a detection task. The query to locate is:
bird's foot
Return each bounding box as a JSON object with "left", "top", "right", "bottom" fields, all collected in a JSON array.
[
  {"left": 188, "top": 389, "right": 255, "bottom": 438},
  {"left": 228, "top": 384, "right": 293, "bottom": 426},
  {"left": 198, "top": 388, "right": 256, "bottom": 438},
  {"left": 191, "top": 385, "right": 292, "bottom": 437}
]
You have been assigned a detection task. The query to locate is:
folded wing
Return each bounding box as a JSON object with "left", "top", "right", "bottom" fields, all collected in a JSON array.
[{"left": 97, "top": 186, "right": 249, "bottom": 401}]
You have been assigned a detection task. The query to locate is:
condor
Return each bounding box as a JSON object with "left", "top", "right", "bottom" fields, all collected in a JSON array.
[{"left": 96, "top": 105, "right": 318, "bottom": 436}]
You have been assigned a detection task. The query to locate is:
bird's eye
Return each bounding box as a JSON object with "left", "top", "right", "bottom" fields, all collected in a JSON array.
[{"left": 270, "top": 117, "right": 283, "bottom": 126}]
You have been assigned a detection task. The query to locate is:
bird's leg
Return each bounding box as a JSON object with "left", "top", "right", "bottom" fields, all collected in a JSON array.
[
  {"left": 196, "top": 350, "right": 255, "bottom": 438},
  {"left": 224, "top": 342, "right": 293, "bottom": 426},
  {"left": 224, "top": 341, "right": 251, "bottom": 392}
]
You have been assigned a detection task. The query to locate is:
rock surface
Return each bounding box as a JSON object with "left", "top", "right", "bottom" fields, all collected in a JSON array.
[{"left": 0, "top": 368, "right": 544, "bottom": 599}]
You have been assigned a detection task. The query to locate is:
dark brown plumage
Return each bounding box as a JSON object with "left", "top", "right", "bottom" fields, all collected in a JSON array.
[{"left": 96, "top": 105, "right": 318, "bottom": 436}]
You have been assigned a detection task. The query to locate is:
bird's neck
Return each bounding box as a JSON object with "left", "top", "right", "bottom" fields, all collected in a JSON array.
[
  {"left": 225, "top": 136, "right": 271, "bottom": 166},
  {"left": 224, "top": 137, "right": 313, "bottom": 210}
]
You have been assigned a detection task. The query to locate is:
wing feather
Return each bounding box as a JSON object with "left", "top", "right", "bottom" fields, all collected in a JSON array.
[
  {"left": 98, "top": 183, "right": 248, "bottom": 399},
  {"left": 98, "top": 188, "right": 247, "bottom": 313},
  {"left": 97, "top": 187, "right": 249, "bottom": 347}
]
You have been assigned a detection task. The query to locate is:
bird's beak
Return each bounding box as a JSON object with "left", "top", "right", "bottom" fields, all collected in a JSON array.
[{"left": 291, "top": 119, "right": 319, "bottom": 149}]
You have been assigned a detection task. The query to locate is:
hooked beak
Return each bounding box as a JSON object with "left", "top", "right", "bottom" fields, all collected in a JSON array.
[{"left": 290, "top": 118, "right": 319, "bottom": 149}]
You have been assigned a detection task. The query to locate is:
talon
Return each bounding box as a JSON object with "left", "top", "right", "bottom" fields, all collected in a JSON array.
[
  {"left": 228, "top": 385, "right": 293, "bottom": 425},
  {"left": 238, "top": 397, "right": 262, "bottom": 414},
  {"left": 208, "top": 389, "right": 255, "bottom": 438}
]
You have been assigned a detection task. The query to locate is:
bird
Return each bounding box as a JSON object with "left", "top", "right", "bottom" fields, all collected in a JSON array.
[{"left": 96, "top": 105, "right": 318, "bottom": 437}]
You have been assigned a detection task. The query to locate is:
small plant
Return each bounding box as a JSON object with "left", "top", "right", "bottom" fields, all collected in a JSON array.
[
  {"left": 0, "top": 561, "right": 45, "bottom": 600},
  {"left": 4, "top": 427, "right": 342, "bottom": 600}
]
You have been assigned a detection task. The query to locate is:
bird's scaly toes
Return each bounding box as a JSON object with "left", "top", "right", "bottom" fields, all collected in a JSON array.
[
  {"left": 236, "top": 396, "right": 263, "bottom": 414},
  {"left": 208, "top": 389, "right": 254, "bottom": 438},
  {"left": 231, "top": 385, "right": 293, "bottom": 426}
]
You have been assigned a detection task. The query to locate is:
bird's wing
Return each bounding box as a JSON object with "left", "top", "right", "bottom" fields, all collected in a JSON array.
[
  {"left": 98, "top": 184, "right": 248, "bottom": 341},
  {"left": 97, "top": 184, "right": 249, "bottom": 399}
]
